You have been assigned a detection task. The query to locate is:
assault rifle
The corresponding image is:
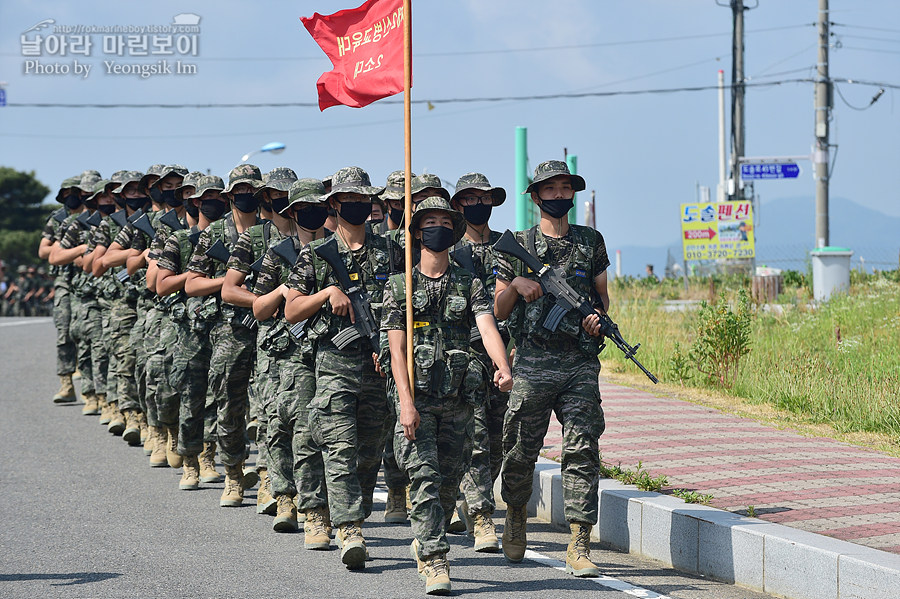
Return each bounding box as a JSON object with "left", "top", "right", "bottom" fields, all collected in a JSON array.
[
  {"left": 86, "top": 211, "right": 102, "bottom": 228},
  {"left": 205, "top": 239, "right": 231, "bottom": 264},
  {"left": 51, "top": 207, "right": 68, "bottom": 223},
  {"left": 110, "top": 210, "right": 128, "bottom": 228},
  {"left": 492, "top": 229, "right": 658, "bottom": 383},
  {"left": 159, "top": 210, "right": 185, "bottom": 232},
  {"left": 127, "top": 208, "right": 144, "bottom": 223},
  {"left": 450, "top": 245, "right": 484, "bottom": 344},
  {"left": 132, "top": 214, "right": 155, "bottom": 239},
  {"left": 271, "top": 238, "right": 299, "bottom": 266},
  {"left": 75, "top": 210, "right": 92, "bottom": 228},
  {"left": 249, "top": 256, "right": 264, "bottom": 273},
  {"left": 313, "top": 237, "right": 379, "bottom": 353},
  {"left": 188, "top": 230, "right": 201, "bottom": 246}
]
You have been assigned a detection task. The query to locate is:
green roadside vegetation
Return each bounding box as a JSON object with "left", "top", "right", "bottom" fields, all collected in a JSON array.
[{"left": 599, "top": 269, "right": 900, "bottom": 456}]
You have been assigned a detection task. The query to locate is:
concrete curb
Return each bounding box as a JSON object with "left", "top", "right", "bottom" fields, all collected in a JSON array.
[{"left": 516, "top": 458, "right": 900, "bottom": 599}]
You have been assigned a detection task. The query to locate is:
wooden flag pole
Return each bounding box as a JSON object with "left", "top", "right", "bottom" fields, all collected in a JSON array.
[{"left": 403, "top": 0, "right": 414, "bottom": 405}]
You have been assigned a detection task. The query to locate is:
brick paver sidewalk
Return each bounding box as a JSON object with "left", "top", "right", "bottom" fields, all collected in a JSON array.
[{"left": 541, "top": 379, "right": 900, "bottom": 554}]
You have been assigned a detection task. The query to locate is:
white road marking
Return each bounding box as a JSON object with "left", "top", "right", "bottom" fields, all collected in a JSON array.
[
  {"left": 0, "top": 318, "right": 52, "bottom": 328},
  {"left": 373, "top": 489, "right": 672, "bottom": 598}
]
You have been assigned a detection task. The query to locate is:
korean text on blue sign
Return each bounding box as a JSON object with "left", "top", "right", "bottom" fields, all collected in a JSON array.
[{"left": 740, "top": 163, "right": 800, "bottom": 180}]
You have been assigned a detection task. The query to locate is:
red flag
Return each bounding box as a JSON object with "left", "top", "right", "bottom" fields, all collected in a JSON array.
[{"left": 302, "top": 0, "right": 407, "bottom": 111}]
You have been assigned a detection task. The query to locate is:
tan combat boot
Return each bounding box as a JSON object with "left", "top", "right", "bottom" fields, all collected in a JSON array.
[
  {"left": 220, "top": 464, "right": 245, "bottom": 507},
  {"left": 107, "top": 401, "right": 125, "bottom": 435},
  {"left": 421, "top": 552, "right": 452, "bottom": 595},
  {"left": 122, "top": 410, "right": 141, "bottom": 445},
  {"left": 273, "top": 494, "right": 298, "bottom": 533},
  {"left": 303, "top": 505, "right": 331, "bottom": 549},
  {"left": 502, "top": 504, "right": 528, "bottom": 563},
  {"left": 472, "top": 510, "right": 500, "bottom": 553},
  {"left": 138, "top": 412, "right": 150, "bottom": 451},
  {"left": 149, "top": 427, "right": 168, "bottom": 467},
  {"left": 383, "top": 486, "right": 409, "bottom": 523},
  {"left": 447, "top": 500, "right": 467, "bottom": 534},
  {"left": 96, "top": 394, "right": 110, "bottom": 423},
  {"left": 566, "top": 522, "right": 599, "bottom": 577},
  {"left": 179, "top": 456, "right": 200, "bottom": 491},
  {"left": 165, "top": 426, "right": 183, "bottom": 468},
  {"left": 198, "top": 442, "right": 222, "bottom": 483},
  {"left": 256, "top": 468, "right": 276, "bottom": 515},
  {"left": 335, "top": 520, "right": 366, "bottom": 569},
  {"left": 53, "top": 374, "right": 76, "bottom": 403},
  {"left": 82, "top": 392, "right": 100, "bottom": 416}
]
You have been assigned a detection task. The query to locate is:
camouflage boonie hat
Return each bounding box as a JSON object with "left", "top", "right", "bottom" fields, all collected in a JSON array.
[
  {"left": 379, "top": 170, "right": 417, "bottom": 201},
  {"left": 112, "top": 170, "right": 145, "bottom": 193},
  {"left": 410, "top": 173, "right": 451, "bottom": 201},
  {"left": 139, "top": 164, "right": 167, "bottom": 191},
  {"left": 223, "top": 164, "right": 264, "bottom": 194},
  {"left": 55, "top": 175, "right": 83, "bottom": 202},
  {"left": 76, "top": 171, "right": 103, "bottom": 193},
  {"left": 452, "top": 172, "right": 507, "bottom": 206},
  {"left": 409, "top": 196, "right": 466, "bottom": 248},
  {"left": 256, "top": 167, "right": 299, "bottom": 196},
  {"left": 188, "top": 175, "right": 225, "bottom": 199},
  {"left": 523, "top": 160, "right": 585, "bottom": 194},
  {"left": 176, "top": 171, "right": 204, "bottom": 195},
  {"left": 150, "top": 164, "right": 189, "bottom": 188},
  {"left": 285, "top": 178, "right": 327, "bottom": 211},
  {"left": 88, "top": 179, "right": 119, "bottom": 201},
  {"left": 324, "top": 166, "right": 383, "bottom": 200}
]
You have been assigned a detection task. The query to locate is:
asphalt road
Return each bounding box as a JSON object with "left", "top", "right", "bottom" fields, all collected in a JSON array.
[{"left": 0, "top": 318, "right": 775, "bottom": 599}]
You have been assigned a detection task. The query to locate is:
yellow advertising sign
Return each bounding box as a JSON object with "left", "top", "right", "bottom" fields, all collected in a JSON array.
[{"left": 680, "top": 201, "right": 755, "bottom": 261}]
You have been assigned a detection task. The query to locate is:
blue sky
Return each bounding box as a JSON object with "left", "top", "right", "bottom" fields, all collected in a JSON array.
[{"left": 1, "top": 1, "right": 898, "bottom": 274}]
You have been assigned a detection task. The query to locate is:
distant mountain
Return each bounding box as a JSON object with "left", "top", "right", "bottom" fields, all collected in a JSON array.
[{"left": 608, "top": 196, "right": 900, "bottom": 278}]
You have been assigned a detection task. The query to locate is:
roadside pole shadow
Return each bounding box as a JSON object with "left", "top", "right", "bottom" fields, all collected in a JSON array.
[{"left": 0, "top": 572, "right": 122, "bottom": 586}]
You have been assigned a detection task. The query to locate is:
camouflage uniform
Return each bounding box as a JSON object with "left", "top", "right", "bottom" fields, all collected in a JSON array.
[
  {"left": 381, "top": 241, "right": 492, "bottom": 558},
  {"left": 285, "top": 168, "right": 390, "bottom": 527},
  {"left": 450, "top": 173, "right": 511, "bottom": 517},
  {"left": 496, "top": 221, "right": 609, "bottom": 526},
  {"left": 42, "top": 176, "right": 82, "bottom": 377},
  {"left": 188, "top": 209, "right": 263, "bottom": 468}
]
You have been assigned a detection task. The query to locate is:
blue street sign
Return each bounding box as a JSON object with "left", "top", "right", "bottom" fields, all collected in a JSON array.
[
  {"left": 740, "top": 162, "right": 800, "bottom": 180},
  {"left": 0, "top": 89, "right": 6, "bottom": 107}
]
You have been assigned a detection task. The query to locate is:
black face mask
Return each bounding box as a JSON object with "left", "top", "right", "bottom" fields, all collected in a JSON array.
[
  {"left": 260, "top": 200, "right": 272, "bottom": 212},
  {"left": 462, "top": 203, "right": 492, "bottom": 226},
  {"left": 539, "top": 198, "right": 574, "bottom": 219},
  {"left": 271, "top": 197, "right": 290, "bottom": 215},
  {"left": 232, "top": 193, "right": 259, "bottom": 214},
  {"left": 64, "top": 193, "right": 82, "bottom": 210},
  {"left": 337, "top": 202, "right": 372, "bottom": 226},
  {"left": 184, "top": 200, "right": 199, "bottom": 219},
  {"left": 149, "top": 186, "right": 162, "bottom": 203},
  {"left": 114, "top": 196, "right": 126, "bottom": 208},
  {"left": 125, "top": 196, "right": 148, "bottom": 211},
  {"left": 200, "top": 200, "right": 227, "bottom": 221},
  {"left": 388, "top": 206, "right": 404, "bottom": 225},
  {"left": 295, "top": 205, "right": 329, "bottom": 231},
  {"left": 160, "top": 189, "right": 182, "bottom": 208},
  {"left": 98, "top": 204, "right": 117, "bottom": 215},
  {"left": 419, "top": 225, "right": 456, "bottom": 252}
]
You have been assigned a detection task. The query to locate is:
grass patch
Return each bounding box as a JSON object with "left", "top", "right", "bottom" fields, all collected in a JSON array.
[
  {"left": 672, "top": 489, "right": 714, "bottom": 505},
  {"left": 599, "top": 460, "right": 668, "bottom": 492}
]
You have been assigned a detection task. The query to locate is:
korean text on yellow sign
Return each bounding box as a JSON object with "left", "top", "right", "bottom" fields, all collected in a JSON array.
[{"left": 680, "top": 201, "right": 755, "bottom": 261}]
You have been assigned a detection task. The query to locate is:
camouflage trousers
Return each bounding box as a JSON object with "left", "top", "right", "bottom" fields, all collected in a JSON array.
[
  {"left": 129, "top": 299, "right": 152, "bottom": 416},
  {"left": 382, "top": 378, "right": 409, "bottom": 491},
  {"left": 99, "top": 298, "right": 117, "bottom": 404},
  {"left": 308, "top": 341, "right": 389, "bottom": 527},
  {"left": 252, "top": 335, "right": 278, "bottom": 471},
  {"left": 500, "top": 338, "right": 605, "bottom": 524},
  {"left": 81, "top": 298, "right": 108, "bottom": 396},
  {"left": 208, "top": 318, "right": 256, "bottom": 467},
  {"left": 147, "top": 309, "right": 181, "bottom": 427},
  {"left": 109, "top": 298, "right": 139, "bottom": 412},
  {"left": 395, "top": 390, "right": 474, "bottom": 559},
  {"left": 460, "top": 355, "right": 509, "bottom": 515},
  {"left": 268, "top": 349, "right": 327, "bottom": 510},
  {"left": 173, "top": 314, "right": 215, "bottom": 457},
  {"left": 141, "top": 306, "right": 164, "bottom": 427},
  {"left": 52, "top": 284, "right": 77, "bottom": 376},
  {"left": 68, "top": 292, "right": 95, "bottom": 396}
]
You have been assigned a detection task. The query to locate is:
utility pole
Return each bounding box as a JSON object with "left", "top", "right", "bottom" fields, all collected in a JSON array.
[
  {"left": 731, "top": 0, "right": 745, "bottom": 202},
  {"left": 814, "top": 0, "right": 831, "bottom": 247}
]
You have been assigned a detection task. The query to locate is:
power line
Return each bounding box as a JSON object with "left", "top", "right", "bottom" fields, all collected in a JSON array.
[
  {"left": 4, "top": 78, "right": 819, "bottom": 110},
  {"left": 839, "top": 45, "right": 900, "bottom": 56},
  {"left": 831, "top": 22, "right": 900, "bottom": 34}
]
